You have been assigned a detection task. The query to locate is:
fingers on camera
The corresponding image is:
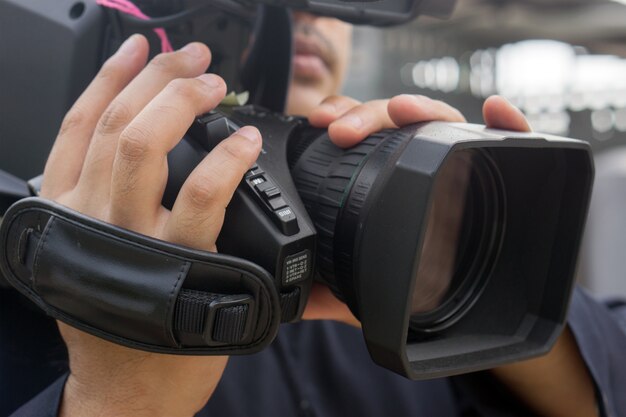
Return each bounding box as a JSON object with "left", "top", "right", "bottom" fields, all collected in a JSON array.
[
  {"left": 308, "top": 95, "right": 361, "bottom": 128},
  {"left": 107, "top": 74, "right": 227, "bottom": 232},
  {"left": 166, "top": 126, "right": 262, "bottom": 250},
  {"left": 328, "top": 99, "right": 394, "bottom": 148},
  {"left": 387, "top": 94, "right": 466, "bottom": 127},
  {"left": 483, "top": 96, "right": 532, "bottom": 132},
  {"left": 77, "top": 43, "right": 214, "bottom": 194}
]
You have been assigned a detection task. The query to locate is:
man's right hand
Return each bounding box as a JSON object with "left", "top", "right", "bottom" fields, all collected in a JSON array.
[{"left": 40, "top": 34, "right": 262, "bottom": 417}]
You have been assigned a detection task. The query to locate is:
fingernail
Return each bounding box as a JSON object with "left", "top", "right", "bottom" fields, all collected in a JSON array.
[
  {"left": 181, "top": 42, "right": 206, "bottom": 58},
  {"left": 118, "top": 34, "right": 140, "bottom": 56},
  {"left": 341, "top": 115, "right": 363, "bottom": 129},
  {"left": 237, "top": 126, "right": 260, "bottom": 143},
  {"left": 197, "top": 73, "right": 223, "bottom": 88}
]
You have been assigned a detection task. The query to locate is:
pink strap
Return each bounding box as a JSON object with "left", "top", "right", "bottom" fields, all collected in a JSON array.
[{"left": 96, "top": 0, "right": 174, "bottom": 52}]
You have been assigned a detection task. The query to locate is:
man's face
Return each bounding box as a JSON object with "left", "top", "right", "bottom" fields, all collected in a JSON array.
[{"left": 286, "top": 12, "right": 353, "bottom": 116}]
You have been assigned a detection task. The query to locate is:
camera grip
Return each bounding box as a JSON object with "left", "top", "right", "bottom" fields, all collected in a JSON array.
[{"left": 0, "top": 197, "right": 281, "bottom": 355}]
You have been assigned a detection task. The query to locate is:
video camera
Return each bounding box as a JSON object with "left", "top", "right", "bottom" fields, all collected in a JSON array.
[{"left": 0, "top": 0, "right": 593, "bottom": 380}]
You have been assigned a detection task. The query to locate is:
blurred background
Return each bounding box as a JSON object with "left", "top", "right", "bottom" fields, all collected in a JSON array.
[{"left": 343, "top": 0, "right": 626, "bottom": 300}]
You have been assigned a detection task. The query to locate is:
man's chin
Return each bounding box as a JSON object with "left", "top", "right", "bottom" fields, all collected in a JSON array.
[{"left": 286, "top": 81, "right": 328, "bottom": 117}]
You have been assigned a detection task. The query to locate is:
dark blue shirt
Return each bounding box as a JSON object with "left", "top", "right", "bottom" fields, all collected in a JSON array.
[{"left": 4, "top": 287, "right": 626, "bottom": 417}]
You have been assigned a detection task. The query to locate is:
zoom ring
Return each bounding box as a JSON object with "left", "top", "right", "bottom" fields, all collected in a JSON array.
[{"left": 291, "top": 132, "right": 390, "bottom": 299}]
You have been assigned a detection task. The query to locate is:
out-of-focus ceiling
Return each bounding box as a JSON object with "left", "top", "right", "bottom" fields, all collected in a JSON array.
[{"left": 414, "top": 0, "right": 626, "bottom": 55}]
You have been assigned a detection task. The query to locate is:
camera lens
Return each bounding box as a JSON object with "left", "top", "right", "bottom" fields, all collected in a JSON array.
[
  {"left": 289, "top": 129, "right": 399, "bottom": 313},
  {"left": 290, "top": 129, "right": 504, "bottom": 329},
  {"left": 409, "top": 149, "right": 504, "bottom": 332}
]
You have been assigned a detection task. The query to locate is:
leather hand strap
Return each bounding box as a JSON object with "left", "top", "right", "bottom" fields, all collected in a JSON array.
[{"left": 0, "top": 197, "right": 281, "bottom": 355}]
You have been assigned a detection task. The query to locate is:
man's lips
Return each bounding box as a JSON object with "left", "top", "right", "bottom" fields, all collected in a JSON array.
[
  {"left": 292, "top": 35, "right": 332, "bottom": 80},
  {"left": 292, "top": 53, "right": 330, "bottom": 79}
]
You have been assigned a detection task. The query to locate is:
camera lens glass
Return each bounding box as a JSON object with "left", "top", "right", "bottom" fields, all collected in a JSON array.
[
  {"left": 409, "top": 149, "right": 504, "bottom": 332},
  {"left": 291, "top": 129, "right": 504, "bottom": 328}
]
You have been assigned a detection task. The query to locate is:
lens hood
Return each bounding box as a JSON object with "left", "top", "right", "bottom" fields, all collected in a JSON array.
[{"left": 348, "top": 122, "right": 593, "bottom": 379}]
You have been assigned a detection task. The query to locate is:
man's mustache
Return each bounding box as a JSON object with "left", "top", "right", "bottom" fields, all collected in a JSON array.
[{"left": 292, "top": 21, "right": 338, "bottom": 69}]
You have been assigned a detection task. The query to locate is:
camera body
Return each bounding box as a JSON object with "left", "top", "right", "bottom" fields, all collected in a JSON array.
[
  {"left": 164, "top": 106, "right": 320, "bottom": 322},
  {"left": 163, "top": 106, "right": 593, "bottom": 379}
]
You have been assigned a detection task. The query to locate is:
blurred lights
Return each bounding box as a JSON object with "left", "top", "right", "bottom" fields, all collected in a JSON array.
[
  {"left": 526, "top": 111, "right": 571, "bottom": 135},
  {"left": 404, "top": 40, "right": 626, "bottom": 135},
  {"left": 591, "top": 109, "right": 614, "bottom": 134},
  {"left": 615, "top": 108, "right": 626, "bottom": 132},
  {"left": 410, "top": 57, "right": 459, "bottom": 93}
]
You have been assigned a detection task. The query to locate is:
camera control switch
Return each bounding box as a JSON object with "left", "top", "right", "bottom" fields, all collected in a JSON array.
[
  {"left": 267, "top": 196, "right": 287, "bottom": 210},
  {"left": 193, "top": 112, "right": 241, "bottom": 151},
  {"left": 254, "top": 180, "right": 281, "bottom": 200},
  {"left": 274, "top": 206, "right": 298, "bottom": 235},
  {"left": 246, "top": 173, "right": 299, "bottom": 235}
]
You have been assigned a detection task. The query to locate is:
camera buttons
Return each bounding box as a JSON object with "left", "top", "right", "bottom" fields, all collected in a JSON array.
[{"left": 274, "top": 206, "right": 299, "bottom": 236}]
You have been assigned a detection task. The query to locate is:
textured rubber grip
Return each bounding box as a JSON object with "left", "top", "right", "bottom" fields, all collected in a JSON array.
[{"left": 290, "top": 132, "right": 390, "bottom": 297}]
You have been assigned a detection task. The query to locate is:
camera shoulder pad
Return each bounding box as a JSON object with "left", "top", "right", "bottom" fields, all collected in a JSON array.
[{"left": 0, "top": 197, "right": 281, "bottom": 355}]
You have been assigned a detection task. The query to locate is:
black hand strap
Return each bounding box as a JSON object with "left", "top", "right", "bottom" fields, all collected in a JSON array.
[{"left": 0, "top": 197, "right": 281, "bottom": 355}]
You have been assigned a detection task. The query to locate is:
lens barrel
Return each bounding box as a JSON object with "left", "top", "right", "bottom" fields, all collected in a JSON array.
[
  {"left": 290, "top": 129, "right": 404, "bottom": 316},
  {"left": 290, "top": 129, "right": 505, "bottom": 330}
]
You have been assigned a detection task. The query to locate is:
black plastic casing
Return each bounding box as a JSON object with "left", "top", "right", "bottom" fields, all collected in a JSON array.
[
  {"left": 0, "top": 0, "right": 256, "bottom": 181},
  {"left": 256, "top": 0, "right": 457, "bottom": 26},
  {"left": 165, "top": 106, "right": 319, "bottom": 322},
  {"left": 351, "top": 122, "right": 594, "bottom": 379},
  {"left": 0, "top": 0, "right": 106, "bottom": 181}
]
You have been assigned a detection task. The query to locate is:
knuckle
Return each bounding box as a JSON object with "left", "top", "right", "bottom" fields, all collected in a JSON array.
[
  {"left": 322, "top": 95, "right": 361, "bottom": 111},
  {"left": 97, "top": 101, "right": 133, "bottom": 136},
  {"left": 98, "top": 59, "right": 124, "bottom": 83},
  {"left": 117, "top": 124, "right": 155, "bottom": 163},
  {"left": 362, "top": 100, "right": 392, "bottom": 123},
  {"left": 166, "top": 78, "right": 210, "bottom": 103},
  {"left": 368, "top": 99, "right": 390, "bottom": 109},
  {"left": 335, "top": 95, "right": 360, "bottom": 106},
  {"left": 184, "top": 174, "right": 219, "bottom": 209},
  {"left": 59, "top": 106, "right": 87, "bottom": 136},
  {"left": 322, "top": 94, "right": 342, "bottom": 104},
  {"left": 152, "top": 103, "right": 186, "bottom": 125},
  {"left": 217, "top": 140, "right": 249, "bottom": 167},
  {"left": 149, "top": 52, "right": 184, "bottom": 76}
]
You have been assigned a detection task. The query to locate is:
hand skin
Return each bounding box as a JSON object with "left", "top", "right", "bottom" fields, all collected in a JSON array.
[
  {"left": 42, "top": 35, "right": 262, "bottom": 417},
  {"left": 306, "top": 94, "right": 597, "bottom": 417}
]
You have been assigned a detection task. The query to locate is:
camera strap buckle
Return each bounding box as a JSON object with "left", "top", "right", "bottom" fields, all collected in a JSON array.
[{"left": 0, "top": 197, "right": 281, "bottom": 355}]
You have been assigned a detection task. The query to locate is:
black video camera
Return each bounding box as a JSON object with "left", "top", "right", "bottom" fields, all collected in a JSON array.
[
  {"left": 0, "top": 0, "right": 594, "bottom": 380},
  {"left": 162, "top": 104, "right": 593, "bottom": 379}
]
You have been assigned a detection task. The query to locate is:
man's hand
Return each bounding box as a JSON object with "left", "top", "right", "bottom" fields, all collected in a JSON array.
[
  {"left": 40, "top": 34, "right": 262, "bottom": 417},
  {"left": 308, "top": 94, "right": 466, "bottom": 147},
  {"left": 305, "top": 94, "right": 596, "bottom": 417}
]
